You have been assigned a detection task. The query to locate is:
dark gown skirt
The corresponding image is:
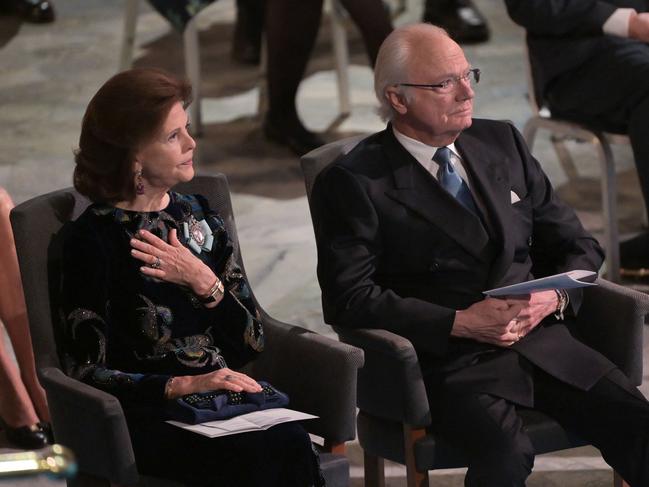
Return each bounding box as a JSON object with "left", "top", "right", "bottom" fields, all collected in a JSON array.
[{"left": 128, "top": 413, "right": 323, "bottom": 487}]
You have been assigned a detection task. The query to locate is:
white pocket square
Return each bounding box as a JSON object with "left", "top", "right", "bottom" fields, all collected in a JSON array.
[{"left": 510, "top": 190, "right": 521, "bottom": 204}]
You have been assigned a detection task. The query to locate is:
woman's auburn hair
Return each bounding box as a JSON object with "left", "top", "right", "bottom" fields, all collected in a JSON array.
[{"left": 73, "top": 68, "right": 192, "bottom": 203}]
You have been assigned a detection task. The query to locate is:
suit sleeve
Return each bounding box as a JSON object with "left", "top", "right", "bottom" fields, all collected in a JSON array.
[
  {"left": 312, "top": 164, "right": 455, "bottom": 357},
  {"left": 510, "top": 123, "right": 604, "bottom": 314},
  {"left": 505, "top": 0, "right": 618, "bottom": 36}
]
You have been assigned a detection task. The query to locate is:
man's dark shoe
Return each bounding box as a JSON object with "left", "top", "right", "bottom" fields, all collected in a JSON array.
[
  {"left": 423, "top": 0, "right": 489, "bottom": 44},
  {"left": 263, "top": 118, "right": 325, "bottom": 156},
  {"left": 12, "top": 0, "right": 55, "bottom": 23},
  {"left": 620, "top": 232, "right": 649, "bottom": 280}
]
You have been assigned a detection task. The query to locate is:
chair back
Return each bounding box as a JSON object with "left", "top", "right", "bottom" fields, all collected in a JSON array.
[
  {"left": 10, "top": 189, "right": 90, "bottom": 371},
  {"left": 301, "top": 134, "right": 366, "bottom": 203}
]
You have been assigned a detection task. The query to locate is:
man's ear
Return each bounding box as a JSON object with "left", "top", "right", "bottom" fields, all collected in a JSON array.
[{"left": 385, "top": 86, "right": 408, "bottom": 115}]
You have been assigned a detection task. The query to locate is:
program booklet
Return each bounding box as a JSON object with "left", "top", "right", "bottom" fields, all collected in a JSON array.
[
  {"left": 484, "top": 270, "right": 597, "bottom": 297},
  {"left": 167, "top": 408, "right": 318, "bottom": 438}
]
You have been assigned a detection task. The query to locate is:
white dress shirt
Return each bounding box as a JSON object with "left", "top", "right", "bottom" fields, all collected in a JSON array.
[{"left": 392, "top": 126, "right": 474, "bottom": 192}]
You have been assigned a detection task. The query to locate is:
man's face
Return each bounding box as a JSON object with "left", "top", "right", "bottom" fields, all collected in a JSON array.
[{"left": 390, "top": 33, "right": 475, "bottom": 146}]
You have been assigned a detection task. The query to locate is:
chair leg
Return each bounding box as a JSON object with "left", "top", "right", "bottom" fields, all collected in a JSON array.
[
  {"left": 323, "top": 440, "right": 346, "bottom": 455},
  {"left": 184, "top": 17, "right": 202, "bottom": 137},
  {"left": 363, "top": 450, "right": 385, "bottom": 487},
  {"left": 329, "top": 0, "right": 351, "bottom": 117},
  {"left": 613, "top": 470, "right": 630, "bottom": 487},
  {"left": 119, "top": 0, "right": 139, "bottom": 72},
  {"left": 594, "top": 135, "right": 620, "bottom": 282},
  {"left": 403, "top": 425, "right": 429, "bottom": 487},
  {"left": 550, "top": 135, "right": 580, "bottom": 181},
  {"left": 522, "top": 118, "right": 540, "bottom": 151}
]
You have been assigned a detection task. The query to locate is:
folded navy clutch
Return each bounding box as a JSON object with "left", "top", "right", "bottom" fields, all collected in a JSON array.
[{"left": 166, "top": 381, "right": 289, "bottom": 424}]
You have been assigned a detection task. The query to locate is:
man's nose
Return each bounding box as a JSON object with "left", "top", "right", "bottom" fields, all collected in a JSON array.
[{"left": 456, "top": 78, "right": 474, "bottom": 100}]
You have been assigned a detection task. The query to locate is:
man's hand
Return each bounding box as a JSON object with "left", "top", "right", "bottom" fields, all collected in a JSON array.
[
  {"left": 629, "top": 11, "right": 649, "bottom": 42},
  {"left": 507, "top": 290, "right": 558, "bottom": 337},
  {"left": 451, "top": 298, "right": 526, "bottom": 347}
]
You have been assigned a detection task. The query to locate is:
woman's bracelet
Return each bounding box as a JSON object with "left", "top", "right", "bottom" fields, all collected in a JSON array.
[
  {"left": 199, "top": 276, "right": 224, "bottom": 304},
  {"left": 164, "top": 376, "right": 176, "bottom": 399}
]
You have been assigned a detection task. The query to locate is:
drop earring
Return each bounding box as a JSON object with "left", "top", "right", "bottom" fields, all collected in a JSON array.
[{"left": 135, "top": 169, "right": 145, "bottom": 195}]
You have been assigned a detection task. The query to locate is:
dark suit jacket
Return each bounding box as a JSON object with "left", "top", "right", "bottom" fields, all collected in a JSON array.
[
  {"left": 311, "top": 119, "right": 614, "bottom": 407},
  {"left": 505, "top": 0, "right": 648, "bottom": 108}
]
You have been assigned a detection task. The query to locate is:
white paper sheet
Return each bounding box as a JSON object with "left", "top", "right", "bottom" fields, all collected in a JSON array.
[
  {"left": 484, "top": 270, "right": 597, "bottom": 297},
  {"left": 167, "top": 408, "right": 318, "bottom": 438}
]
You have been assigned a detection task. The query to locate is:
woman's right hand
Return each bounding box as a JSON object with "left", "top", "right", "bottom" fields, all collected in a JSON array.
[{"left": 169, "top": 368, "right": 262, "bottom": 398}]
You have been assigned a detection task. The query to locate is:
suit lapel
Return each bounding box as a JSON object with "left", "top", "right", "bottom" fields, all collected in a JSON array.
[
  {"left": 455, "top": 130, "right": 515, "bottom": 285},
  {"left": 381, "top": 129, "right": 490, "bottom": 260}
]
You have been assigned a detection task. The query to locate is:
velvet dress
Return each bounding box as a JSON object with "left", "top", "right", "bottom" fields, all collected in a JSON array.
[{"left": 61, "top": 191, "right": 323, "bottom": 487}]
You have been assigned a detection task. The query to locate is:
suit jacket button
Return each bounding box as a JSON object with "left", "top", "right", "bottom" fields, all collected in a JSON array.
[
  {"left": 429, "top": 261, "right": 440, "bottom": 272},
  {"left": 528, "top": 236, "right": 533, "bottom": 247}
]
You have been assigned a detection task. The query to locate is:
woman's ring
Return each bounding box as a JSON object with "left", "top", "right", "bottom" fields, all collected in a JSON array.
[
  {"left": 151, "top": 257, "right": 161, "bottom": 269},
  {"left": 225, "top": 374, "right": 233, "bottom": 381}
]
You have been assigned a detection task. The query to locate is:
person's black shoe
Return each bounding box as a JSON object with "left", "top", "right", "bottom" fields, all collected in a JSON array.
[
  {"left": 263, "top": 119, "right": 325, "bottom": 156},
  {"left": 12, "top": 0, "right": 55, "bottom": 23},
  {"left": 620, "top": 232, "right": 649, "bottom": 280},
  {"left": 423, "top": 0, "right": 489, "bottom": 44},
  {"left": 5, "top": 423, "right": 50, "bottom": 450}
]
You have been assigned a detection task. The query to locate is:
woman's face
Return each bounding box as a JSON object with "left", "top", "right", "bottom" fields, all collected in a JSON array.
[{"left": 135, "top": 101, "right": 196, "bottom": 192}]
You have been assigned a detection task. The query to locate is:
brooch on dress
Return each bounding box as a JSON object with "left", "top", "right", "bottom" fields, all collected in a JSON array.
[{"left": 182, "top": 215, "right": 213, "bottom": 254}]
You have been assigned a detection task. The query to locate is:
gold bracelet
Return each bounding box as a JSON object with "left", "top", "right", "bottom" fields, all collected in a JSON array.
[
  {"left": 199, "top": 277, "right": 224, "bottom": 304},
  {"left": 164, "top": 377, "right": 176, "bottom": 399}
]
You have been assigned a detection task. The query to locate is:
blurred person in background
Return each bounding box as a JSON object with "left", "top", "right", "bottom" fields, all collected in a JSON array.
[{"left": 0, "top": 187, "right": 51, "bottom": 449}]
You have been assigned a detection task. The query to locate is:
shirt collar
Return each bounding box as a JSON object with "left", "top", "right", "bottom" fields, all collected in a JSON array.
[{"left": 392, "top": 126, "right": 460, "bottom": 168}]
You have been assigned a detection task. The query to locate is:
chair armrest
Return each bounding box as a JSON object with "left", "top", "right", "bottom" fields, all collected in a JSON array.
[
  {"left": 39, "top": 367, "right": 139, "bottom": 485},
  {"left": 576, "top": 278, "right": 649, "bottom": 385},
  {"left": 334, "top": 327, "right": 431, "bottom": 428},
  {"left": 249, "top": 312, "right": 364, "bottom": 444}
]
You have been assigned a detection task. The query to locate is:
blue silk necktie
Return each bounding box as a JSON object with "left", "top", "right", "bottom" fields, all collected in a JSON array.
[{"left": 433, "top": 147, "right": 479, "bottom": 215}]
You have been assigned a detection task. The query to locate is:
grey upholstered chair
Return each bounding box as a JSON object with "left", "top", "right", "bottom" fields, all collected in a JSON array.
[
  {"left": 10, "top": 174, "right": 363, "bottom": 487},
  {"left": 301, "top": 137, "right": 647, "bottom": 487}
]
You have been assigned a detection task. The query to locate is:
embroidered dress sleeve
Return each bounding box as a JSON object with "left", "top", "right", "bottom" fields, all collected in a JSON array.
[
  {"left": 61, "top": 216, "right": 170, "bottom": 405},
  {"left": 191, "top": 194, "right": 264, "bottom": 368}
]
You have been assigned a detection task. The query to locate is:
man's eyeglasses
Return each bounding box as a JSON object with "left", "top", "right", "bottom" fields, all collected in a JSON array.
[{"left": 397, "top": 68, "right": 481, "bottom": 94}]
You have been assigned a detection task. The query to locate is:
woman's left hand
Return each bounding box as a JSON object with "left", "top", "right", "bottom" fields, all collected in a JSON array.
[{"left": 130, "top": 228, "right": 217, "bottom": 296}]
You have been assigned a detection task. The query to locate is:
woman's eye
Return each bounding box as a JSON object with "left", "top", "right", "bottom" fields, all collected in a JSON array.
[{"left": 168, "top": 132, "right": 178, "bottom": 141}]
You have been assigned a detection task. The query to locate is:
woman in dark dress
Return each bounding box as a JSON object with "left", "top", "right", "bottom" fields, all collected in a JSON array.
[{"left": 61, "top": 67, "right": 323, "bottom": 487}]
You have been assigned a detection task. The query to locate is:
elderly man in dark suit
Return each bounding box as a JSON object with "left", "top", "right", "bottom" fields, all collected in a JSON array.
[
  {"left": 311, "top": 23, "right": 649, "bottom": 486},
  {"left": 506, "top": 0, "right": 649, "bottom": 278}
]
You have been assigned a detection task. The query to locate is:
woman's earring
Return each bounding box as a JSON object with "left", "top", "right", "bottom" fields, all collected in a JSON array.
[{"left": 135, "top": 169, "right": 145, "bottom": 195}]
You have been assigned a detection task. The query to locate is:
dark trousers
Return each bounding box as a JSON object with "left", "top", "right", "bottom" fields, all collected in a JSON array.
[
  {"left": 546, "top": 39, "right": 649, "bottom": 217},
  {"left": 430, "top": 367, "right": 649, "bottom": 487}
]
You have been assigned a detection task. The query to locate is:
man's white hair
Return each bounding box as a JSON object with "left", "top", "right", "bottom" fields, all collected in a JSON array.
[{"left": 374, "top": 24, "right": 451, "bottom": 121}]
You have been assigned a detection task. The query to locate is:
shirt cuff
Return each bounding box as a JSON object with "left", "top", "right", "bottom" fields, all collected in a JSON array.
[{"left": 603, "top": 8, "right": 635, "bottom": 37}]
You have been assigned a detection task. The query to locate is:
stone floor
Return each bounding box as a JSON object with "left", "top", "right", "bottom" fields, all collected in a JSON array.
[{"left": 0, "top": 0, "right": 648, "bottom": 485}]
